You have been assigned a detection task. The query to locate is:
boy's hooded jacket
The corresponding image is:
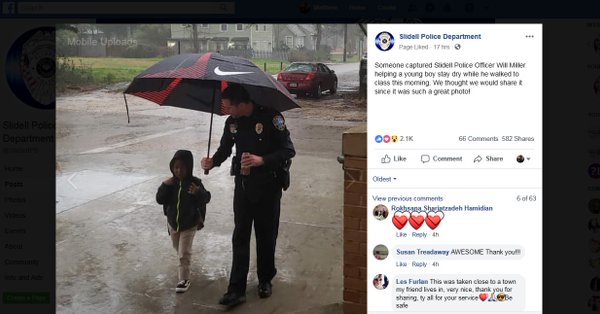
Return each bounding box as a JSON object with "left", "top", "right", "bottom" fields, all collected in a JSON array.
[{"left": 156, "top": 150, "right": 211, "bottom": 232}]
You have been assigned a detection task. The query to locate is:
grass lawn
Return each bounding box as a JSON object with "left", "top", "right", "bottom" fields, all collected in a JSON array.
[
  {"left": 329, "top": 53, "right": 360, "bottom": 63},
  {"left": 250, "top": 58, "right": 289, "bottom": 74},
  {"left": 60, "top": 57, "right": 289, "bottom": 88}
]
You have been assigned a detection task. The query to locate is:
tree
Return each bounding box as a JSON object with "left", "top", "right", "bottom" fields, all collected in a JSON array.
[{"left": 315, "top": 24, "right": 322, "bottom": 49}]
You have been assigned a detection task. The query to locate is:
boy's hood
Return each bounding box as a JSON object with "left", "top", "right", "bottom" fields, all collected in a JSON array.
[{"left": 169, "top": 150, "right": 194, "bottom": 179}]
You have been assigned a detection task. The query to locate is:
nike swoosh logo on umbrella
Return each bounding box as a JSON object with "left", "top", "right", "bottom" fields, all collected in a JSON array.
[{"left": 214, "top": 66, "right": 253, "bottom": 76}]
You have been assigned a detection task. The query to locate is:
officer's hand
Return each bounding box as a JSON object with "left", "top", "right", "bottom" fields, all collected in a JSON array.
[
  {"left": 201, "top": 157, "right": 214, "bottom": 170},
  {"left": 163, "top": 177, "right": 176, "bottom": 185},
  {"left": 241, "top": 154, "right": 264, "bottom": 167},
  {"left": 188, "top": 182, "right": 201, "bottom": 194}
]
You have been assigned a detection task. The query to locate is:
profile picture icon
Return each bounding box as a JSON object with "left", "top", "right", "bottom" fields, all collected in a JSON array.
[
  {"left": 373, "top": 244, "right": 389, "bottom": 260},
  {"left": 373, "top": 274, "right": 389, "bottom": 290},
  {"left": 591, "top": 199, "right": 600, "bottom": 214},
  {"left": 375, "top": 31, "right": 394, "bottom": 51},
  {"left": 516, "top": 155, "right": 525, "bottom": 163},
  {"left": 373, "top": 204, "right": 389, "bottom": 220}
]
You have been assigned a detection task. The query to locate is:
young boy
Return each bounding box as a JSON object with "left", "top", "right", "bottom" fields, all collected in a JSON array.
[{"left": 156, "top": 150, "right": 211, "bottom": 293}]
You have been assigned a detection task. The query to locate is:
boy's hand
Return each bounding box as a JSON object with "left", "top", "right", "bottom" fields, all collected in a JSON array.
[
  {"left": 188, "top": 182, "right": 202, "bottom": 194},
  {"left": 201, "top": 157, "right": 214, "bottom": 170},
  {"left": 163, "top": 177, "right": 176, "bottom": 185}
]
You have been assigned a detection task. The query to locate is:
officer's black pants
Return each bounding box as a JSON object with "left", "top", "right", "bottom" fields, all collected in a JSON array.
[{"left": 228, "top": 175, "right": 282, "bottom": 294}]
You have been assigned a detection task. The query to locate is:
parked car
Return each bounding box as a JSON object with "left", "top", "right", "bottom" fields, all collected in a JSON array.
[{"left": 277, "top": 62, "right": 337, "bottom": 98}]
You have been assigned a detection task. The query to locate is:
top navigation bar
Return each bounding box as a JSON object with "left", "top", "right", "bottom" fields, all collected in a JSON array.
[{"left": 1, "top": 0, "right": 599, "bottom": 19}]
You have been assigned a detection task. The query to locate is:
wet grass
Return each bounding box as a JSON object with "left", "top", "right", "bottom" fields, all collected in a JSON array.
[{"left": 57, "top": 57, "right": 289, "bottom": 93}]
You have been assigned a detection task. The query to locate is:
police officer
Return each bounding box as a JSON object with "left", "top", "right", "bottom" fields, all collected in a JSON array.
[{"left": 201, "top": 84, "right": 295, "bottom": 308}]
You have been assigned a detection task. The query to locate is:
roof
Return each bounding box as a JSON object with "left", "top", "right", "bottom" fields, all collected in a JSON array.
[{"left": 286, "top": 24, "right": 316, "bottom": 37}]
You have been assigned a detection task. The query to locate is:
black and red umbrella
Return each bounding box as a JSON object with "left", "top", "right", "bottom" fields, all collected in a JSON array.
[{"left": 123, "top": 52, "right": 299, "bottom": 173}]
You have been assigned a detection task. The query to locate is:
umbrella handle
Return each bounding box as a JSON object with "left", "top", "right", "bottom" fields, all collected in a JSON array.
[{"left": 204, "top": 83, "right": 217, "bottom": 176}]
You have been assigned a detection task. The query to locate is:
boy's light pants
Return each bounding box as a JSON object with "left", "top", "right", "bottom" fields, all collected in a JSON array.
[{"left": 169, "top": 225, "right": 197, "bottom": 281}]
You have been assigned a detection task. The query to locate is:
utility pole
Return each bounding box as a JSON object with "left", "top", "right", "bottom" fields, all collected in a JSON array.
[
  {"left": 343, "top": 24, "right": 348, "bottom": 62},
  {"left": 192, "top": 24, "right": 199, "bottom": 53}
]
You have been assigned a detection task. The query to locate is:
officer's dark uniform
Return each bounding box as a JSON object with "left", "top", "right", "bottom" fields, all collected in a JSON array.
[{"left": 211, "top": 104, "right": 295, "bottom": 295}]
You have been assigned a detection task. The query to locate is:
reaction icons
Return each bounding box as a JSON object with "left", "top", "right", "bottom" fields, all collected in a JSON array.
[
  {"left": 375, "top": 31, "right": 394, "bottom": 51},
  {"left": 497, "top": 292, "right": 507, "bottom": 302},
  {"left": 374, "top": 134, "right": 408, "bottom": 144},
  {"left": 479, "top": 293, "right": 488, "bottom": 301},
  {"left": 425, "top": 211, "right": 444, "bottom": 229},
  {"left": 479, "top": 291, "right": 510, "bottom": 302},
  {"left": 373, "top": 274, "right": 389, "bottom": 290},
  {"left": 409, "top": 211, "right": 426, "bottom": 229},
  {"left": 393, "top": 211, "right": 444, "bottom": 230},
  {"left": 373, "top": 204, "right": 389, "bottom": 221},
  {"left": 392, "top": 211, "right": 410, "bottom": 229},
  {"left": 373, "top": 244, "right": 389, "bottom": 260}
]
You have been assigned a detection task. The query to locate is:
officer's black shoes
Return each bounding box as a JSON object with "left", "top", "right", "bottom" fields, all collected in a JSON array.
[
  {"left": 219, "top": 292, "right": 246, "bottom": 308},
  {"left": 258, "top": 282, "right": 272, "bottom": 298}
]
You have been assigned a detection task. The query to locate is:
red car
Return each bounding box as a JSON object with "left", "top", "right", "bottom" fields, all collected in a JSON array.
[{"left": 277, "top": 62, "right": 337, "bottom": 98}]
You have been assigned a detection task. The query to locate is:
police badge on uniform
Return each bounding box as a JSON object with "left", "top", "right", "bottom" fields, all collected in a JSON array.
[
  {"left": 273, "top": 115, "right": 286, "bottom": 131},
  {"left": 255, "top": 123, "right": 263, "bottom": 134},
  {"left": 229, "top": 123, "right": 238, "bottom": 134}
]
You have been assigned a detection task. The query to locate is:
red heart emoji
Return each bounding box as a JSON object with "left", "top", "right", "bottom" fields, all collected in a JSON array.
[
  {"left": 479, "top": 293, "right": 488, "bottom": 301},
  {"left": 392, "top": 211, "right": 410, "bottom": 230},
  {"left": 409, "top": 212, "right": 426, "bottom": 229},
  {"left": 426, "top": 211, "right": 445, "bottom": 230}
]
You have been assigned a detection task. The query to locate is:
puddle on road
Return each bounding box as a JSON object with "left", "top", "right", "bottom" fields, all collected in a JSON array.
[{"left": 56, "top": 170, "right": 154, "bottom": 214}]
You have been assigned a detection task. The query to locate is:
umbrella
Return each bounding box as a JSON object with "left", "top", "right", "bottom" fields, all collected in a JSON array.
[{"left": 123, "top": 52, "right": 299, "bottom": 173}]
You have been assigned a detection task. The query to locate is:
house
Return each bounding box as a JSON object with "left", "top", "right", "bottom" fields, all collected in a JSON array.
[
  {"left": 170, "top": 24, "right": 274, "bottom": 53},
  {"left": 275, "top": 24, "right": 317, "bottom": 50}
]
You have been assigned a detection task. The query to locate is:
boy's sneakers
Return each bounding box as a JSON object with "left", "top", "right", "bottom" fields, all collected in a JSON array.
[{"left": 175, "top": 280, "right": 191, "bottom": 293}]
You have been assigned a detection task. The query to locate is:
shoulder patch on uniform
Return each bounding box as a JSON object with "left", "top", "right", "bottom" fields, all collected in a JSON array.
[{"left": 272, "top": 115, "right": 286, "bottom": 131}]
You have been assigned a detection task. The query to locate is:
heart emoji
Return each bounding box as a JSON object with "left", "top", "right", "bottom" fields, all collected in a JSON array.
[
  {"left": 392, "top": 211, "right": 410, "bottom": 230},
  {"left": 479, "top": 293, "right": 488, "bottom": 301},
  {"left": 426, "top": 211, "right": 445, "bottom": 230},
  {"left": 409, "top": 212, "right": 426, "bottom": 229}
]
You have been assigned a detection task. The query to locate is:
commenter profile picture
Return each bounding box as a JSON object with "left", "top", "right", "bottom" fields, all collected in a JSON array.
[
  {"left": 375, "top": 31, "right": 394, "bottom": 51},
  {"left": 373, "top": 274, "right": 389, "bottom": 290}
]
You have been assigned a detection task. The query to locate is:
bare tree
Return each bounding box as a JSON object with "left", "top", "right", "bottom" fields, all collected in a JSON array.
[
  {"left": 315, "top": 24, "right": 322, "bottom": 50},
  {"left": 192, "top": 24, "right": 199, "bottom": 53}
]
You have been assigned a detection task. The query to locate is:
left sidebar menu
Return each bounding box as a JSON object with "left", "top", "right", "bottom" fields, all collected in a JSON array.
[{"left": 0, "top": 22, "right": 55, "bottom": 313}]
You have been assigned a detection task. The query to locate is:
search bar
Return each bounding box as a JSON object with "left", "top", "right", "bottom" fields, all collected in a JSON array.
[{"left": 17, "top": 2, "right": 235, "bottom": 15}]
